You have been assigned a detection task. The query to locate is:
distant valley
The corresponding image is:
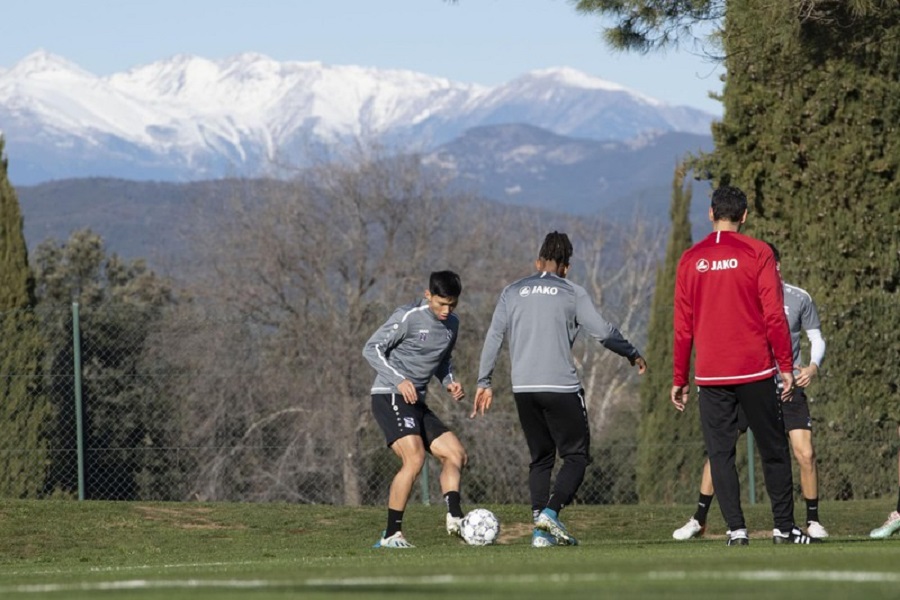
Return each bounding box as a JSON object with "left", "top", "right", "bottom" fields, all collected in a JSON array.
[{"left": 17, "top": 124, "right": 715, "bottom": 269}]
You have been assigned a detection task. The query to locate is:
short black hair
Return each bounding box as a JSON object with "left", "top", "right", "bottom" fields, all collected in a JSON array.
[
  {"left": 767, "top": 242, "right": 781, "bottom": 263},
  {"left": 539, "top": 231, "right": 573, "bottom": 266},
  {"left": 429, "top": 270, "right": 462, "bottom": 298},
  {"left": 711, "top": 185, "right": 748, "bottom": 222}
]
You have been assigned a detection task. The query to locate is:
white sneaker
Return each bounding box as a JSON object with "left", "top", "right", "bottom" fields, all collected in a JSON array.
[
  {"left": 806, "top": 521, "right": 829, "bottom": 539},
  {"left": 870, "top": 511, "right": 900, "bottom": 539},
  {"left": 373, "top": 530, "right": 415, "bottom": 548},
  {"left": 672, "top": 517, "right": 705, "bottom": 540},
  {"left": 726, "top": 528, "right": 749, "bottom": 546},
  {"left": 446, "top": 513, "right": 463, "bottom": 537}
]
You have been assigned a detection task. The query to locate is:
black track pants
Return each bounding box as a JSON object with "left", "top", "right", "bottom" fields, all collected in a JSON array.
[
  {"left": 698, "top": 379, "right": 795, "bottom": 532},
  {"left": 514, "top": 390, "right": 590, "bottom": 514}
]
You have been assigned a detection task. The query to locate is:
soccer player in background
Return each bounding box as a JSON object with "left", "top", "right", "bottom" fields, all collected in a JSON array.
[
  {"left": 471, "top": 231, "right": 647, "bottom": 547},
  {"left": 363, "top": 271, "right": 468, "bottom": 548},
  {"left": 870, "top": 425, "right": 900, "bottom": 539},
  {"left": 673, "top": 243, "right": 829, "bottom": 540},
  {"left": 671, "top": 185, "right": 818, "bottom": 545}
]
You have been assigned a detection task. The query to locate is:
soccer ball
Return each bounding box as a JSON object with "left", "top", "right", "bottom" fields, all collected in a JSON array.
[{"left": 460, "top": 508, "right": 500, "bottom": 546}]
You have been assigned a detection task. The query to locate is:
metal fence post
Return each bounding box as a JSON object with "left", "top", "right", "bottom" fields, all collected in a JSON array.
[
  {"left": 746, "top": 429, "right": 756, "bottom": 505},
  {"left": 72, "top": 302, "right": 86, "bottom": 501}
]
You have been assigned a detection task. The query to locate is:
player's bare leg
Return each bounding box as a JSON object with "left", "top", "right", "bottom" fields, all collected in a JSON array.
[
  {"left": 673, "top": 459, "right": 716, "bottom": 541},
  {"left": 373, "top": 434, "right": 425, "bottom": 548},
  {"left": 788, "top": 428, "right": 827, "bottom": 537},
  {"left": 700, "top": 459, "right": 715, "bottom": 496},
  {"left": 389, "top": 434, "right": 427, "bottom": 510},
  {"left": 788, "top": 429, "right": 818, "bottom": 500},
  {"left": 430, "top": 431, "right": 467, "bottom": 494},
  {"left": 430, "top": 431, "right": 468, "bottom": 535}
]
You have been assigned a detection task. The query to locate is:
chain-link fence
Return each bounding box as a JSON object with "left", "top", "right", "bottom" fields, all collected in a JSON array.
[{"left": 0, "top": 303, "right": 897, "bottom": 507}]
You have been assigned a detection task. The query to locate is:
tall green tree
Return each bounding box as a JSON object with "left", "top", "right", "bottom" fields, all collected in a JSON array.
[
  {"left": 577, "top": 0, "right": 900, "bottom": 499},
  {"left": 0, "top": 137, "right": 52, "bottom": 497},
  {"left": 576, "top": 0, "right": 724, "bottom": 55},
  {"left": 703, "top": 1, "right": 900, "bottom": 499},
  {"left": 0, "top": 139, "right": 33, "bottom": 309},
  {"left": 635, "top": 162, "right": 700, "bottom": 502},
  {"left": 33, "top": 229, "right": 178, "bottom": 499}
]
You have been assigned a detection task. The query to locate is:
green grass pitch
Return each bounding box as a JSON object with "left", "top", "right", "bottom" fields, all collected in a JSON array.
[{"left": 0, "top": 498, "right": 897, "bottom": 599}]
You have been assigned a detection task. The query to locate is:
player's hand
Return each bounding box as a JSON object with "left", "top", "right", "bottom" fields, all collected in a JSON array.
[
  {"left": 446, "top": 381, "right": 465, "bottom": 401},
  {"left": 779, "top": 371, "right": 795, "bottom": 402},
  {"left": 671, "top": 385, "right": 689, "bottom": 412},
  {"left": 630, "top": 355, "right": 648, "bottom": 374},
  {"left": 795, "top": 364, "right": 818, "bottom": 388},
  {"left": 397, "top": 379, "right": 418, "bottom": 404},
  {"left": 470, "top": 387, "right": 493, "bottom": 418}
]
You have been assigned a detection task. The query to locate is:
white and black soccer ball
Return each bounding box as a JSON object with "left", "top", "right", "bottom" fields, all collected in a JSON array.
[{"left": 460, "top": 508, "right": 500, "bottom": 546}]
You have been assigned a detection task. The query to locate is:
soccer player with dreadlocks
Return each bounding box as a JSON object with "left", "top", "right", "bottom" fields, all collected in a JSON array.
[{"left": 471, "top": 231, "right": 647, "bottom": 547}]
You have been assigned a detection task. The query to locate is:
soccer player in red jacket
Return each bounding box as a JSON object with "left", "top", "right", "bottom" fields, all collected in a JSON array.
[{"left": 671, "top": 185, "right": 818, "bottom": 545}]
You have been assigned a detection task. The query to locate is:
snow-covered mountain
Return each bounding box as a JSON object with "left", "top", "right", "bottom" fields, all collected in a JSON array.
[{"left": 0, "top": 50, "right": 715, "bottom": 184}]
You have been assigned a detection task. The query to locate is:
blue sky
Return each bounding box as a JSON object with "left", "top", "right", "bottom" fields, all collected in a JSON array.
[{"left": 1, "top": 0, "right": 724, "bottom": 114}]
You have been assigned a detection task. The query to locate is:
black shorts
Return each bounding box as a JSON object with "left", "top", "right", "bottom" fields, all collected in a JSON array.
[
  {"left": 371, "top": 394, "right": 450, "bottom": 449},
  {"left": 780, "top": 387, "right": 812, "bottom": 431},
  {"left": 735, "top": 387, "right": 811, "bottom": 433}
]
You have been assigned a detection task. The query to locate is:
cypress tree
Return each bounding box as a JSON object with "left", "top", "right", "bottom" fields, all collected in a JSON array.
[
  {"left": 577, "top": 0, "right": 900, "bottom": 502},
  {"left": 636, "top": 162, "right": 702, "bottom": 502},
  {"left": 0, "top": 137, "right": 52, "bottom": 497},
  {"left": 700, "top": 2, "right": 900, "bottom": 498}
]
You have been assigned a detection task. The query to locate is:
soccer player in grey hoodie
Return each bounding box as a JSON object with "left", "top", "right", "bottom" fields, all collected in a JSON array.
[
  {"left": 364, "top": 270, "right": 468, "bottom": 548},
  {"left": 472, "top": 232, "right": 647, "bottom": 546}
]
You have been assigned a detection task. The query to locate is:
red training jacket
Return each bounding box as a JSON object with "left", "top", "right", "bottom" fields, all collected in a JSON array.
[{"left": 673, "top": 230, "right": 793, "bottom": 388}]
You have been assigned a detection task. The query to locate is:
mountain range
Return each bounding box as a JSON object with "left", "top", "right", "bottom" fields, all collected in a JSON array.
[
  {"left": 1, "top": 50, "right": 715, "bottom": 186},
  {"left": 4, "top": 51, "right": 718, "bottom": 261},
  {"left": 427, "top": 124, "right": 713, "bottom": 216}
]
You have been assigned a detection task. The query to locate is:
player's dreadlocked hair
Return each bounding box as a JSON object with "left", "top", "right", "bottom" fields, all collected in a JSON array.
[{"left": 538, "top": 231, "right": 573, "bottom": 266}]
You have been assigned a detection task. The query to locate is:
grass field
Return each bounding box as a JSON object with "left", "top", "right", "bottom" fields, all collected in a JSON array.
[{"left": 0, "top": 498, "right": 898, "bottom": 599}]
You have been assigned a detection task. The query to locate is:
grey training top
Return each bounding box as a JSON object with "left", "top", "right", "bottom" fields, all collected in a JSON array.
[
  {"left": 783, "top": 282, "right": 824, "bottom": 369},
  {"left": 363, "top": 300, "right": 458, "bottom": 400},
  {"left": 477, "top": 271, "right": 640, "bottom": 393}
]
